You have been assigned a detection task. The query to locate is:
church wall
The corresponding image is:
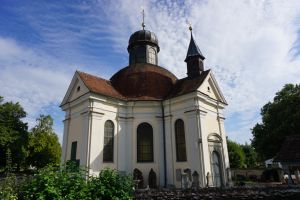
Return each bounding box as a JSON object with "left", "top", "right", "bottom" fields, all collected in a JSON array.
[
  {"left": 86, "top": 99, "right": 164, "bottom": 187},
  {"left": 64, "top": 101, "right": 89, "bottom": 162},
  {"left": 130, "top": 102, "right": 162, "bottom": 187},
  {"left": 164, "top": 95, "right": 203, "bottom": 188},
  {"left": 88, "top": 99, "right": 119, "bottom": 175},
  {"left": 197, "top": 98, "right": 229, "bottom": 186}
]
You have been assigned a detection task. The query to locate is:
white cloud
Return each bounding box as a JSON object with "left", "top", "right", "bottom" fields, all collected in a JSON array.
[
  {"left": 0, "top": 37, "right": 72, "bottom": 142},
  {"left": 103, "top": 0, "right": 300, "bottom": 143}
]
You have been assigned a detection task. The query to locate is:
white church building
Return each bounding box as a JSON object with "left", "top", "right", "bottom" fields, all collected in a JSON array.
[{"left": 60, "top": 26, "right": 230, "bottom": 188}]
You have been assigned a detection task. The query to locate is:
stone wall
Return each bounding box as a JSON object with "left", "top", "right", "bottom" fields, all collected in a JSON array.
[{"left": 134, "top": 186, "right": 300, "bottom": 200}]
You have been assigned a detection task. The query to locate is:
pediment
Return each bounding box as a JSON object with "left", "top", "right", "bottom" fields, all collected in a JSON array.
[
  {"left": 60, "top": 71, "right": 89, "bottom": 106},
  {"left": 198, "top": 71, "right": 227, "bottom": 104}
]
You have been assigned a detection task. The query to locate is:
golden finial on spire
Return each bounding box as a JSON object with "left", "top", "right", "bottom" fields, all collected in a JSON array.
[
  {"left": 188, "top": 22, "right": 192, "bottom": 32},
  {"left": 141, "top": 7, "right": 145, "bottom": 30}
]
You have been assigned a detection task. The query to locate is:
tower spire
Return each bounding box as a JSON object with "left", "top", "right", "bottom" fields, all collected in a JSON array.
[{"left": 185, "top": 24, "right": 205, "bottom": 78}]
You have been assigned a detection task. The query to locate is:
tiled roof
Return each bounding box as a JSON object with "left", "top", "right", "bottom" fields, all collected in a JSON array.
[
  {"left": 274, "top": 135, "right": 300, "bottom": 163},
  {"left": 76, "top": 66, "right": 212, "bottom": 102},
  {"left": 77, "top": 71, "right": 125, "bottom": 100},
  {"left": 167, "top": 70, "right": 210, "bottom": 99}
]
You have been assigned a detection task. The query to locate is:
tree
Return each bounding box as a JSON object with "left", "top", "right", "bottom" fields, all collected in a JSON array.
[
  {"left": 27, "top": 115, "right": 61, "bottom": 168},
  {"left": 0, "top": 96, "right": 29, "bottom": 170},
  {"left": 227, "top": 139, "right": 246, "bottom": 168},
  {"left": 252, "top": 84, "right": 300, "bottom": 160},
  {"left": 241, "top": 143, "right": 258, "bottom": 168}
]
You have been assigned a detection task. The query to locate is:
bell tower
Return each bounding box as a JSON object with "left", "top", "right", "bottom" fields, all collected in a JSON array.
[{"left": 185, "top": 25, "right": 205, "bottom": 78}]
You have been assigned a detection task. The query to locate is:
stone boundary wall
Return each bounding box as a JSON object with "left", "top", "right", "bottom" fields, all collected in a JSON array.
[{"left": 134, "top": 186, "right": 300, "bottom": 200}]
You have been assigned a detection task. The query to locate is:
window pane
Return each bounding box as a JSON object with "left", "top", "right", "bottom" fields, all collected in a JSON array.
[
  {"left": 71, "top": 141, "right": 77, "bottom": 161},
  {"left": 137, "top": 123, "right": 153, "bottom": 162},
  {"left": 103, "top": 120, "right": 114, "bottom": 162},
  {"left": 148, "top": 47, "right": 156, "bottom": 65},
  {"left": 175, "top": 119, "right": 187, "bottom": 161}
]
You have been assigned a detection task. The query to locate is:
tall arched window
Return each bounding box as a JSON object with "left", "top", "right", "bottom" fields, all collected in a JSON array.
[
  {"left": 103, "top": 120, "right": 114, "bottom": 162},
  {"left": 137, "top": 123, "right": 153, "bottom": 162},
  {"left": 175, "top": 119, "right": 187, "bottom": 161},
  {"left": 148, "top": 47, "right": 156, "bottom": 65},
  {"left": 211, "top": 151, "right": 222, "bottom": 187}
]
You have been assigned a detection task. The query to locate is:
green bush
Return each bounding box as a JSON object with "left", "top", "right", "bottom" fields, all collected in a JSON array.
[
  {"left": 20, "top": 163, "right": 133, "bottom": 200},
  {"left": 0, "top": 173, "right": 18, "bottom": 200},
  {"left": 88, "top": 169, "right": 134, "bottom": 200}
]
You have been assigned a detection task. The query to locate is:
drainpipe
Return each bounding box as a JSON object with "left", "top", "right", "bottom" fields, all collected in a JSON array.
[{"left": 161, "top": 101, "right": 167, "bottom": 187}]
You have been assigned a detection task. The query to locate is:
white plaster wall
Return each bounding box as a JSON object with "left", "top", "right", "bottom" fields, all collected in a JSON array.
[
  {"left": 64, "top": 102, "right": 87, "bottom": 161},
  {"left": 61, "top": 80, "right": 229, "bottom": 188}
]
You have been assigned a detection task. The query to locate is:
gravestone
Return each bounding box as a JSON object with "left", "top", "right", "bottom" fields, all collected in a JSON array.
[
  {"left": 206, "top": 172, "right": 210, "bottom": 187},
  {"left": 148, "top": 168, "right": 157, "bottom": 188},
  {"left": 176, "top": 169, "right": 182, "bottom": 181},
  {"left": 192, "top": 171, "right": 199, "bottom": 188},
  {"left": 181, "top": 173, "right": 189, "bottom": 189},
  {"left": 133, "top": 168, "right": 144, "bottom": 189},
  {"left": 184, "top": 168, "right": 192, "bottom": 181}
]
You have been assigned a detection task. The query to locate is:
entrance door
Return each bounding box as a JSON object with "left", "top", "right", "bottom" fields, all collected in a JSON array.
[{"left": 212, "top": 151, "right": 222, "bottom": 187}]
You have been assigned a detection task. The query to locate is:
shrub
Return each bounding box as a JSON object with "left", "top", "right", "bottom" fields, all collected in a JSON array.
[
  {"left": 88, "top": 168, "right": 134, "bottom": 200},
  {"left": 21, "top": 163, "right": 88, "bottom": 200},
  {"left": 20, "top": 163, "right": 133, "bottom": 200},
  {"left": 0, "top": 173, "right": 18, "bottom": 200}
]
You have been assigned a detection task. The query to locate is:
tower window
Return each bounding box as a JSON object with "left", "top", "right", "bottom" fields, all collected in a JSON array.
[
  {"left": 148, "top": 47, "right": 156, "bottom": 65},
  {"left": 137, "top": 123, "right": 153, "bottom": 162},
  {"left": 175, "top": 119, "right": 187, "bottom": 162},
  {"left": 136, "top": 46, "right": 146, "bottom": 63},
  {"left": 77, "top": 86, "right": 80, "bottom": 92},
  {"left": 103, "top": 120, "right": 114, "bottom": 162}
]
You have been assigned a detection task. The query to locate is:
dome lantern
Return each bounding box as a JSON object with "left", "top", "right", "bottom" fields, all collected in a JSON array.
[{"left": 127, "top": 30, "right": 160, "bottom": 66}]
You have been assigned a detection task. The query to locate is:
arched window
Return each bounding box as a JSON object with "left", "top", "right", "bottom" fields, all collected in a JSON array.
[
  {"left": 137, "top": 123, "right": 153, "bottom": 162},
  {"left": 211, "top": 151, "right": 222, "bottom": 187},
  {"left": 136, "top": 46, "right": 146, "bottom": 63},
  {"left": 148, "top": 47, "right": 156, "bottom": 65},
  {"left": 103, "top": 120, "right": 114, "bottom": 162},
  {"left": 175, "top": 119, "right": 187, "bottom": 161}
]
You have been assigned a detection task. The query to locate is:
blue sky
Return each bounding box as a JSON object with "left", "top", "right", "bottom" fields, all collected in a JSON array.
[{"left": 1, "top": 0, "right": 300, "bottom": 144}]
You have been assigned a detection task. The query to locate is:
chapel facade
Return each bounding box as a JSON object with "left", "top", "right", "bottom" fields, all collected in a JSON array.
[{"left": 61, "top": 26, "right": 230, "bottom": 188}]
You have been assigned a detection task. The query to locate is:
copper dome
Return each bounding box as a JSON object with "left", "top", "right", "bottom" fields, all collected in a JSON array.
[
  {"left": 128, "top": 30, "right": 160, "bottom": 52},
  {"left": 110, "top": 63, "right": 177, "bottom": 100}
]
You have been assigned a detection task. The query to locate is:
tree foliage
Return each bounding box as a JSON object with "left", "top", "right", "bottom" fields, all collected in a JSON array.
[
  {"left": 227, "top": 139, "right": 246, "bottom": 168},
  {"left": 27, "top": 115, "right": 61, "bottom": 169},
  {"left": 251, "top": 84, "right": 300, "bottom": 160},
  {"left": 0, "top": 96, "right": 61, "bottom": 171},
  {"left": 241, "top": 143, "right": 258, "bottom": 168},
  {"left": 0, "top": 96, "right": 29, "bottom": 170}
]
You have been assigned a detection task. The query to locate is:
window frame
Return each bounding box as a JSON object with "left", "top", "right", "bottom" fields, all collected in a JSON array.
[
  {"left": 137, "top": 122, "right": 154, "bottom": 163},
  {"left": 175, "top": 119, "right": 187, "bottom": 162},
  {"left": 148, "top": 47, "right": 156, "bottom": 65},
  {"left": 103, "top": 120, "right": 114, "bottom": 163}
]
